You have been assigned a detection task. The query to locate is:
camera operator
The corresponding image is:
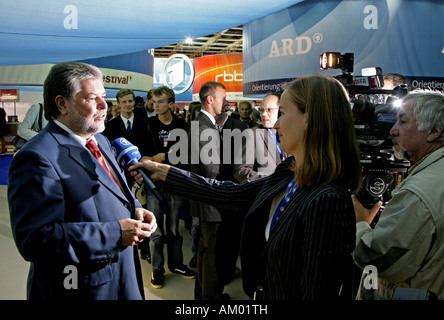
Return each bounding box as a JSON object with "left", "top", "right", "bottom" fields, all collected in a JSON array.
[
  {"left": 352, "top": 89, "right": 444, "bottom": 299},
  {"left": 382, "top": 73, "right": 412, "bottom": 91}
]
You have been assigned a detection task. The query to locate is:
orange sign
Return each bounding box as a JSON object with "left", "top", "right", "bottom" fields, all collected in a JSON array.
[{"left": 193, "top": 53, "right": 243, "bottom": 99}]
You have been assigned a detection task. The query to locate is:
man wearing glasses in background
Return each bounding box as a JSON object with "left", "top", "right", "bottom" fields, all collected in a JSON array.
[{"left": 234, "top": 92, "right": 285, "bottom": 182}]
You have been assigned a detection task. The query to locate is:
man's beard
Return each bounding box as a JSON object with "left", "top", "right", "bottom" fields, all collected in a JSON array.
[
  {"left": 70, "top": 112, "right": 105, "bottom": 136},
  {"left": 392, "top": 140, "right": 411, "bottom": 161},
  {"left": 393, "top": 148, "right": 409, "bottom": 161}
]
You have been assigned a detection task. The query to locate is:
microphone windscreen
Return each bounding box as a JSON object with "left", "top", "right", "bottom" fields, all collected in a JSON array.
[{"left": 111, "top": 137, "right": 141, "bottom": 168}]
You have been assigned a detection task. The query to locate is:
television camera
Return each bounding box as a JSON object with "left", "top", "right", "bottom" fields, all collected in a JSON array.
[{"left": 320, "top": 52, "right": 411, "bottom": 217}]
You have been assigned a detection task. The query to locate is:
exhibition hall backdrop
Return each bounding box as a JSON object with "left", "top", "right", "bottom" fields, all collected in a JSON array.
[
  {"left": 243, "top": 0, "right": 444, "bottom": 95},
  {"left": 0, "top": 0, "right": 442, "bottom": 101}
]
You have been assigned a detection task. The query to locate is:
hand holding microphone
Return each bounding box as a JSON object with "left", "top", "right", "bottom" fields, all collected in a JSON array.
[
  {"left": 129, "top": 161, "right": 171, "bottom": 184},
  {"left": 111, "top": 137, "right": 164, "bottom": 202}
]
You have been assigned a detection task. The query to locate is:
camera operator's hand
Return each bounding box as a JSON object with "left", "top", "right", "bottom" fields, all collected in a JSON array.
[{"left": 352, "top": 194, "right": 382, "bottom": 225}]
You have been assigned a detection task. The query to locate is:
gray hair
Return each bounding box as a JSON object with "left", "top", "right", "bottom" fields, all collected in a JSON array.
[
  {"left": 43, "top": 62, "right": 103, "bottom": 120},
  {"left": 403, "top": 89, "right": 444, "bottom": 142}
]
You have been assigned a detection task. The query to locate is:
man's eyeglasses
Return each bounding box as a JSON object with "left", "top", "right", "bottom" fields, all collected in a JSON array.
[{"left": 258, "top": 107, "right": 279, "bottom": 114}]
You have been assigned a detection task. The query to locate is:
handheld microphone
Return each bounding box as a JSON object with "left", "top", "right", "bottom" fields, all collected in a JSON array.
[{"left": 111, "top": 137, "right": 164, "bottom": 202}]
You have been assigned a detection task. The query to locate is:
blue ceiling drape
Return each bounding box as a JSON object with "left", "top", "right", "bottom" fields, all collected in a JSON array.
[{"left": 0, "top": 0, "right": 303, "bottom": 66}]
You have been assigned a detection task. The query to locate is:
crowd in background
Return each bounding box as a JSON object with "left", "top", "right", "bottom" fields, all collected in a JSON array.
[{"left": 6, "top": 64, "right": 444, "bottom": 301}]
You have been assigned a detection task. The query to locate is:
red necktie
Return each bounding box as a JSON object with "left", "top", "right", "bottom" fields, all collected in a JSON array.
[{"left": 85, "top": 139, "right": 120, "bottom": 188}]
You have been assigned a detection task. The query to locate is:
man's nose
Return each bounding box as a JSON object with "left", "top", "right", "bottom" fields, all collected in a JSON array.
[
  {"left": 97, "top": 97, "right": 107, "bottom": 109},
  {"left": 389, "top": 123, "right": 398, "bottom": 136}
]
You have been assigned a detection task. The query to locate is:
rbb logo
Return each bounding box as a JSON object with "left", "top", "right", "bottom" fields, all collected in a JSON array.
[{"left": 215, "top": 70, "right": 243, "bottom": 82}]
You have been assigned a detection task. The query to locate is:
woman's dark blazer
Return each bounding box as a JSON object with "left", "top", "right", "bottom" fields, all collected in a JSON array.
[{"left": 164, "top": 157, "right": 356, "bottom": 300}]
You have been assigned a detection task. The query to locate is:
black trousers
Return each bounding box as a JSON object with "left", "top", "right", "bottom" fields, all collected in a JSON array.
[
  {"left": 194, "top": 210, "right": 243, "bottom": 300},
  {"left": 194, "top": 221, "right": 221, "bottom": 300}
]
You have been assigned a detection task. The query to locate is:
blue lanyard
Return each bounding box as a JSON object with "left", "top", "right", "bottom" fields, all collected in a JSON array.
[
  {"left": 269, "top": 178, "right": 299, "bottom": 233},
  {"left": 267, "top": 128, "right": 285, "bottom": 160}
]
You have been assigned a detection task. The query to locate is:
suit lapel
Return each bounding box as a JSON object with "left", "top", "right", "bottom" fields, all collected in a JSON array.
[
  {"left": 266, "top": 186, "right": 305, "bottom": 243},
  {"left": 197, "top": 112, "right": 214, "bottom": 128},
  {"left": 247, "top": 164, "right": 294, "bottom": 215},
  {"left": 49, "top": 123, "right": 129, "bottom": 203},
  {"left": 99, "top": 135, "right": 141, "bottom": 221},
  {"left": 93, "top": 134, "right": 138, "bottom": 206}
]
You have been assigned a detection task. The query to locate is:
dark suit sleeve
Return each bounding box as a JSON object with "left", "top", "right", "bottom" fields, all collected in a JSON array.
[{"left": 164, "top": 165, "right": 261, "bottom": 212}]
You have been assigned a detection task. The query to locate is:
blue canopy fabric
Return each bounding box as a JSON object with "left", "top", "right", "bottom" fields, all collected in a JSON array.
[{"left": 0, "top": 0, "right": 303, "bottom": 66}]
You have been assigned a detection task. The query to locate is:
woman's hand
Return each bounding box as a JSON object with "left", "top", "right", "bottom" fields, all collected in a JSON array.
[{"left": 129, "top": 159, "right": 170, "bottom": 183}]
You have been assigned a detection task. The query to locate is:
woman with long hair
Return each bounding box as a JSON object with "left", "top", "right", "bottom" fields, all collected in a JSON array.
[{"left": 130, "top": 74, "right": 361, "bottom": 300}]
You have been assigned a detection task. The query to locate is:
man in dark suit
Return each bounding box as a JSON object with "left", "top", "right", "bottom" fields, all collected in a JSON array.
[
  {"left": 188, "top": 81, "right": 229, "bottom": 300},
  {"left": 102, "top": 88, "right": 147, "bottom": 184},
  {"left": 8, "top": 62, "right": 157, "bottom": 300},
  {"left": 214, "top": 110, "right": 247, "bottom": 285}
]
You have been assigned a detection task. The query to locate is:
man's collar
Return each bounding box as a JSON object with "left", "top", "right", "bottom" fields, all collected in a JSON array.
[
  {"left": 200, "top": 109, "right": 216, "bottom": 125},
  {"left": 53, "top": 119, "right": 92, "bottom": 147},
  {"left": 120, "top": 114, "right": 134, "bottom": 123}
]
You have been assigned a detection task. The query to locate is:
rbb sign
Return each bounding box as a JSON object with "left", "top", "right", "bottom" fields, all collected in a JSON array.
[
  {"left": 193, "top": 53, "right": 243, "bottom": 100},
  {"left": 215, "top": 70, "right": 243, "bottom": 83}
]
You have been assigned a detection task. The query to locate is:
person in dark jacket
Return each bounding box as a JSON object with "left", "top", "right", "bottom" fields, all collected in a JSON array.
[
  {"left": 8, "top": 62, "right": 156, "bottom": 300},
  {"left": 102, "top": 88, "right": 147, "bottom": 185},
  {"left": 129, "top": 74, "right": 362, "bottom": 300}
]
